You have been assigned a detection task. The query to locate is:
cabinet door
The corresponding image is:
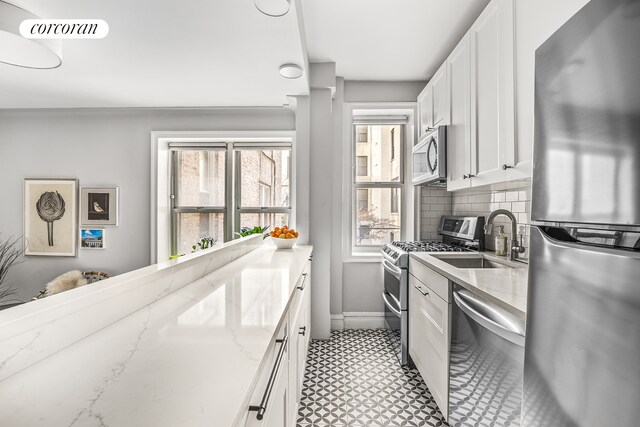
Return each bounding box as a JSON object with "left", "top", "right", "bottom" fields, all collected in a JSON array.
[
  {"left": 432, "top": 62, "right": 449, "bottom": 126},
  {"left": 470, "top": 0, "right": 514, "bottom": 187},
  {"left": 288, "top": 310, "right": 301, "bottom": 426},
  {"left": 417, "top": 84, "right": 434, "bottom": 138},
  {"left": 446, "top": 33, "right": 472, "bottom": 191},
  {"left": 261, "top": 363, "right": 289, "bottom": 427},
  {"left": 409, "top": 274, "right": 450, "bottom": 419},
  {"left": 297, "top": 285, "right": 310, "bottom": 399},
  {"left": 246, "top": 336, "right": 290, "bottom": 427}
]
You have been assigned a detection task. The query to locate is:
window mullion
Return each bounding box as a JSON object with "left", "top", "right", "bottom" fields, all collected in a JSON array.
[{"left": 227, "top": 142, "right": 235, "bottom": 242}]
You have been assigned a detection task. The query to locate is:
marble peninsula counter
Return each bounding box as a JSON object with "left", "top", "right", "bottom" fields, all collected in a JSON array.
[{"left": 0, "top": 237, "right": 313, "bottom": 427}]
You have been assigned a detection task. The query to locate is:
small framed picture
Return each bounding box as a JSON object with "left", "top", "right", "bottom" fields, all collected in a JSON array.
[
  {"left": 80, "top": 228, "right": 106, "bottom": 249},
  {"left": 80, "top": 187, "right": 118, "bottom": 226},
  {"left": 24, "top": 178, "right": 78, "bottom": 257}
]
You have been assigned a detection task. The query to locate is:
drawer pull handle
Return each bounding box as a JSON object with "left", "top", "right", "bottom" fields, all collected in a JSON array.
[
  {"left": 249, "top": 336, "right": 288, "bottom": 420},
  {"left": 299, "top": 326, "right": 306, "bottom": 336},
  {"left": 297, "top": 273, "right": 308, "bottom": 291},
  {"left": 414, "top": 284, "right": 429, "bottom": 297}
]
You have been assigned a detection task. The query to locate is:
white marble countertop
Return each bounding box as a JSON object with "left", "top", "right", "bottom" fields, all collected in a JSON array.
[
  {"left": 0, "top": 244, "right": 313, "bottom": 427},
  {"left": 410, "top": 252, "right": 528, "bottom": 318}
]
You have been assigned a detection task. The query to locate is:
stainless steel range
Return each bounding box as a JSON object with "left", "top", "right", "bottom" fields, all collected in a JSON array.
[{"left": 381, "top": 215, "right": 485, "bottom": 365}]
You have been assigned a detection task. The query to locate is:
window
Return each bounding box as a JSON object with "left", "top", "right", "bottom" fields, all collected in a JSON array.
[
  {"left": 356, "top": 156, "right": 368, "bottom": 177},
  {"left": 357, "top": 128, "right": 368, "bottom": 143},
  {"left": 357, "top": 189, "right": 369, "bottom": 211},
  {"left": 391, "top": 187, "right": 399, "bottom": 214},
  {"left": 391, "top": 128, "right": 395, "bottom": 161},
  {"left": 353, "top": 124, "right": 403, "bottom": 248},
  {"left": 173, "top": 149, "right": 226, "bottom": 255},
  {"left": 171, "top": 142, "right": 292, "bottom": 255},
  {"left": 238, "top": 147, "right": 291, "bottom": 231},
  {"left": 199, "top": 151, "right": 210, "bottom": 193}
]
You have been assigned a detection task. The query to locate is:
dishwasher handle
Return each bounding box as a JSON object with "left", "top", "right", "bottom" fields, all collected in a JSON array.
[{"left": 453, "top": 290, "right": 525, "bottom": 347}]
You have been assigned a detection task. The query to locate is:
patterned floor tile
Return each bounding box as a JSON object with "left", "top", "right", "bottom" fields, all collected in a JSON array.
[{"left": 298, "top": 329, "right": 449, "bottom": 427}]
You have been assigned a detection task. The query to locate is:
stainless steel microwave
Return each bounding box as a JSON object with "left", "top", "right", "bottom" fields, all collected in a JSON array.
[{"left": 412, "top": 126, "right": 446, "bottom": 186}]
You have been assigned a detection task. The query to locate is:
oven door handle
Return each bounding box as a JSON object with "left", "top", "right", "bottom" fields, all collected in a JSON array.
[
  {"left": 382, "top": 291, "right": 402, "bottom": 318},
  {"left": 382, "top": 259, "right": 402, "bottom": 280}
]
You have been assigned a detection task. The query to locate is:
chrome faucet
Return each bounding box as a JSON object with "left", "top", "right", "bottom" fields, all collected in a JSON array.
[{"left": 484, "top": 209, "right": 526, "bottom": 261}]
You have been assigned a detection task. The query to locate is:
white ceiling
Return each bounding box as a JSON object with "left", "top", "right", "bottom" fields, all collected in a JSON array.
[
  {"left": 1, "top": 0, "right": 492, "bottom": 108},
  {"left": 0, "top": 0, "right": 309, "bottom": 108},
  {"left": 301, "top": 0, "right": 490, "bottom": 81}
]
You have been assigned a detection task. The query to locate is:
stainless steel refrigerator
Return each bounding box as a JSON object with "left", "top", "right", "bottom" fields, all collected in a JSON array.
[{"left": 524, "top": 0, "right": 640, "bottom": 426}]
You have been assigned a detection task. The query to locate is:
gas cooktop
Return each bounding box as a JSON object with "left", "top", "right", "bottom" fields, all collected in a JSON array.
[
  {"left": 389, "top": 241, "right": 475, "bottom": 253},
  {"left": 381, "top": 216, "right": 486, "bottom": 268}
]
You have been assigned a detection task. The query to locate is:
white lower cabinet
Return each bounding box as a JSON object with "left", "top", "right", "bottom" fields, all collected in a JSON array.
[
  {"left": 246, "top": 258, "right": 312, "bottom": 427},
  {"left": 408, "top": 271, "right": 451, "bottom": 420},
  {"left": 261, "top": 349, "right": 289, "bottom": 427}
]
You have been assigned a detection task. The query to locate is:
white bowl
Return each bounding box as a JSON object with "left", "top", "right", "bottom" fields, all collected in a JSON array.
[{"left": 271, "top": 237, "right": 297, "bottom": 249}]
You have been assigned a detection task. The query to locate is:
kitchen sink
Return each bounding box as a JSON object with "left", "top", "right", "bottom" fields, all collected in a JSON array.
[{"left": 436, "top": 257, "right": 510, "bottom": 269}]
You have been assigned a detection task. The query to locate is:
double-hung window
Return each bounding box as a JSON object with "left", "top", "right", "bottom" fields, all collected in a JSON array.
[
  {"left": 236, "top": 143, "right": 292, "bottom": 233},
  {"left": 172, "top": 145, "right": 227, "bottom": 256},
  {"left": 170, "top": 141, "right": 292, "bottom": 256},
  {"left": 353, "top": 122, "right": 403, "bottom": 249}
]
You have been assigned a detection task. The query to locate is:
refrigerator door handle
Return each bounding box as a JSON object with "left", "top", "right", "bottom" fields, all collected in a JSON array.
[{"left": 453, "top": 290, "right": 525, "bottom": 347}]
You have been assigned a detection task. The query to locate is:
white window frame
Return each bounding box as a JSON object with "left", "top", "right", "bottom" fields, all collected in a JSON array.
[
  {"left": 151, "top": 131, "right": 296, "bottom": 263},
  {"left": 341, "top": 104, "right": 416, "bottom": 262},
  {"left": 352, "top": 123, "right": 404, "bottom": 251}
]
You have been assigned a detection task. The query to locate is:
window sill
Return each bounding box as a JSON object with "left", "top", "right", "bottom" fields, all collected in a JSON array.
[{"left": 344, "top": 252, "right": 383, "bottom": 263}]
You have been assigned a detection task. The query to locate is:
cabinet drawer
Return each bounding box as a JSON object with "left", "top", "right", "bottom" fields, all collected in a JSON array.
[
  {"left": 409, "top": 274, "right": 449, "bottom": 336},
  {"left": 289, "top": 262, "right": 311, "bottom": 322},
  {"left": 409, "top": 261, "right": 449, "bottom": 302}
]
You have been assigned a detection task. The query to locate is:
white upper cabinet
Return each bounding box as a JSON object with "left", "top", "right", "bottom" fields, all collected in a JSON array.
[
  {"left": 417, "top": 83, "right": 434, "bottom": 139},
  {"left": 417, "top": 60, "right": 448, "bottom": 142},
  {"left": 443, "top": 0, "right": 518, "bottom": 191},
  {"left": 470, "top": 0, "right": 515, "bottom": 187},
  {"left": 446, "top": 33, "right": 472, "bottom": 191},
  {"left": 432, "top": 62, "right": 449, "bottom": 127}
]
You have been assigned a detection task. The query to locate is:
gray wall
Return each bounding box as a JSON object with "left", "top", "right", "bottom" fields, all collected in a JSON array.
[
  {"left": 0, "top": 107, "right": 295, "bottom": 302},
  {"left": 337, "top": 81, "right": 425, "bottom": 318}
]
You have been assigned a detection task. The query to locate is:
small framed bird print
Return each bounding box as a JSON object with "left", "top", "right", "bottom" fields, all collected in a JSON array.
[{"left": 80, "top": 187, "right": 119, "bottom": 226}]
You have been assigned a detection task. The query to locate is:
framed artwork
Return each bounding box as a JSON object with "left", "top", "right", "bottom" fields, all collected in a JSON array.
[
  {"left": 80, "top": 228, "right": 106, "bottom": 249},
  {"left": 24, "top": 178, "right": 78, "bottom": 257},
  {"left": 80, "top": 187, "right": 119, "bottom": 226}
]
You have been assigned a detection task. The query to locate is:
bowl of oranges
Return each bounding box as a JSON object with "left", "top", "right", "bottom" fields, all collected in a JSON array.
[{"left": 270, "top": 226, "right": 299, "bottom": 249}]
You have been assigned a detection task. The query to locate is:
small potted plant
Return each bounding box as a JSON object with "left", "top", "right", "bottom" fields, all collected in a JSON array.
[{"left": 235, "top": 225, "right": 270, "bottom": 239}]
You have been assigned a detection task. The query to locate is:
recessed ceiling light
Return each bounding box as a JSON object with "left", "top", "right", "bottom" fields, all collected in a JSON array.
[
  {"left": 254, "top": 0, "right": 290, "bottom": 17},
  {"left": 279, "top": 63, "right": 303, "bottom": 79},
  {"left": 0, "top": 1, "right": 62, "bottom": 69}
]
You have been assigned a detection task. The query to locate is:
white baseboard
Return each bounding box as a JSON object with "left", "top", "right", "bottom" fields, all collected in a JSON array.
[
  {"left": 330, "top": 314, "right": 345, "bottom": 331},
  {"left": 342, "top": 312, "right": 386, "bottom": 329}
]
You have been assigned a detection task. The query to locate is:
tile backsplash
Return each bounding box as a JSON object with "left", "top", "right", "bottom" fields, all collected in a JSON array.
[
  {"left": 420, "top": 179, "right": 532, "bottom": 261},
  {"left": 419, "top": 187, "right": 452, "bottom": 240}
]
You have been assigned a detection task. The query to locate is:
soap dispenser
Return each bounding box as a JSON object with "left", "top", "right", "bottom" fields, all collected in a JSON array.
[{"left": 495, "top": 226, "right": 508, "bottom": 256}]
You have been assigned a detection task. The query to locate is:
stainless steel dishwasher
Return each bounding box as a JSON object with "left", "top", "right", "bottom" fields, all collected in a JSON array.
[{"left": 449, "top": 285, "right": 526, "bottom": 426}]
